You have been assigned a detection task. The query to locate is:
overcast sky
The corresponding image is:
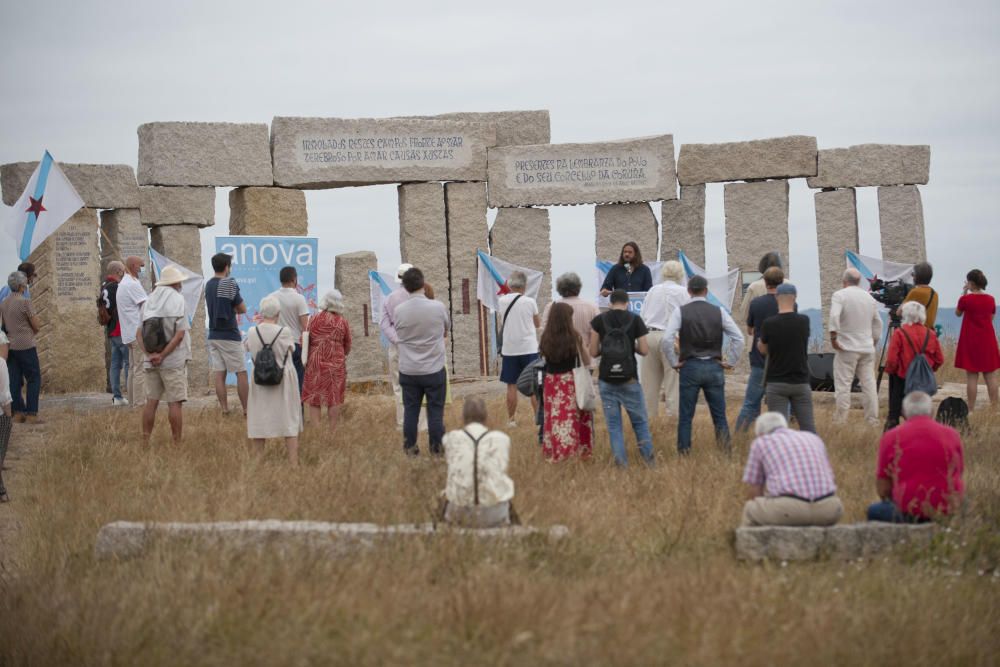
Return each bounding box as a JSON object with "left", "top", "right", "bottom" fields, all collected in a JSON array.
[{"left": 2, "top": 0, "right": 998, "bottom": 308}]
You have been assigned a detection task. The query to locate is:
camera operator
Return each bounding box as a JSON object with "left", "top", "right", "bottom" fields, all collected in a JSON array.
[{"left": 902, "top": 262, "right": 938, "bottom": 329}]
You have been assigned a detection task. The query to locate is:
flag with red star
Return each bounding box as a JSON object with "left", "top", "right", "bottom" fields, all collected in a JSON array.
[
  {"left": 4, "top": 151, "right": 85, "bottom": 260},
  {"left": 476, "top": 250, "right": 544, "bottom": 312}
]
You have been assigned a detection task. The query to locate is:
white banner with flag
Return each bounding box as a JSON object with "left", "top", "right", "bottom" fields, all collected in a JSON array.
[
  {"left": 476, "top": 250, "right": 543, "bottom": 311},
  {"left": 677, "top": 251, "right": 740, "bottom": 312},
  {"left": 4, "top": 151, "right": 84, "bottom": 260},
  {"left": 148, "top": 247, "right": 205, "bottom": 324},
  {"left": 369, "top": 269, "right": 397, "bottom": 324},
  {"left": 845, "top": 250, "right": 914, "bottom": 291}
]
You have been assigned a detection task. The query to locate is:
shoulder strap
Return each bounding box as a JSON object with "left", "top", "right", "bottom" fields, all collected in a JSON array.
[
  {"left": 463, "top": 428, "right": 489, "bottom": 506},
  {"left": 920, "top": 328, "right": 930, "bottom": 354},
  {"left": 502, "top": 294, "right": 522, "bottom": 322},
  {"left": 927, "top": 287, "right": 937, "bottom": 307},
  {"left": 901, "top": 327, "right": 919, "bottom": 356},
  {"left": 255, "top": 327, "right": 266, "bottom": 346},
  {"left": 269, "top": 326, "right": 284, "bottom": 347}
]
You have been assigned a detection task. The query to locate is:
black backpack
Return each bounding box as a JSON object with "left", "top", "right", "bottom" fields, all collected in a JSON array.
[
  {"left": 936, "top": 397, "right": 969, "bottom": 431},
  {"left": 141, "top": 318, "right": 168, "bottom": 353},
  {"left": 253, "top": 327, "right": 287, "bottom": 386},
  {"left": 599, "top": 311, "right": 636, "bottom": 382}
]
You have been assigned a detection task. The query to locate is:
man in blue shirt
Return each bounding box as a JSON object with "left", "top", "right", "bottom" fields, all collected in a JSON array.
[
  {"left": 600, "top": 242, "right": 652, "bottom": 296},
  {"left": 205, "top": 253, "right": 248, "bottom": 415}
]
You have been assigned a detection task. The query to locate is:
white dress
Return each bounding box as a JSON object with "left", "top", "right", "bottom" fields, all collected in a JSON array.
[{"left": 245, "top": 323, "right": 302, "bottom": 438}]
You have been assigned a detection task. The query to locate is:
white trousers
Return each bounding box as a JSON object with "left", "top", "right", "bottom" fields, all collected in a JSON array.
[
  {"left": 387, "top": 344, "right": 426, "bottom": 432},
  {"left": 127, "top": 340, "right": 145, "bottom": 407},
  {"left": 833, "top": 350, "right": 879, "bottom": 424},
  {"left": 639, "top": 330, "right": 679, "bottom": 419}
]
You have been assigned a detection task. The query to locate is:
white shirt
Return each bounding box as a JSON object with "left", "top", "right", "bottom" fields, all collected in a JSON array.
[
  {"left": 0, "top": 330, "right": 10, "bottom": 406},
  {"left": 498, "top": 293, "right": 539, "bottom": 356},
  {"left": 443, "top": 422, "right": 514, "bottom": 506},
  {"left": 662, "top": 296, "right": 745, "bottom": 368},
  {"left": 829, "top": 285, "right": 882, "bottom": 353},
  {"left": 641, "top": 280, "right": 689, "bottom": 330},
  {"left": 269, "top": 287, "right": 310, "bottom": 341},
  {"left": 141, "top": 286, "right": 191, "bottom": 370},
  {"left": 117, "top": 273, "right": 148, "bottom": 345}
]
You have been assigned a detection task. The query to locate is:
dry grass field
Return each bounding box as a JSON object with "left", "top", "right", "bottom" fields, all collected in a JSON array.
[{"left": 1, "top": 387, "right": 999, "bottom": 666}]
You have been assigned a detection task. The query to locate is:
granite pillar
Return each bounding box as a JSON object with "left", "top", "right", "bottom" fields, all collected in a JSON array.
[
  {"left": 229, "top": 187, "right": 308, "bottom": 236},
  {"left": 815, "top": 188, "right": 859, "bottom": 348},
  {"left": 398, "top": 183, "right": 449, "bottom": 304},
  {"left": 661, "top": 184, "right": 706, "bottom": 266},
  {"left": 100, "top": 209, "right": 151, "bottom": 289},
  {"left": 594, "top": 203, "right": 658, "bottom": 264},
  {"left": 489, "top": 207, "right": 552, "bottom": 312},
  {"left": 334, "top": 251, "right": 383, "bottom": 378},
  {"left": 724, "top": 180, "right": 790, "bottom": 314},
  {"left": 878, "top": 185, "right": 926, "bottom": 264},
  {"left": 445, "top": 182, "right": 488, "bottom": 377}
]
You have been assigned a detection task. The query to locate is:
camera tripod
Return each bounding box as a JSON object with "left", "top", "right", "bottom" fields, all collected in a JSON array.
[{"left": 875, "top": 309, "right": 902, "bottom": 392}]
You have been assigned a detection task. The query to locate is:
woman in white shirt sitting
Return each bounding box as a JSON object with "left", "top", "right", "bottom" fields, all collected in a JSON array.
[{"left": 440, "top": 397, "right": 516, "bottom": 528}]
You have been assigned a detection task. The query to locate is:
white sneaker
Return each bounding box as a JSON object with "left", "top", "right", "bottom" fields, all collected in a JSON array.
[{"left": 113, "top": 397, "right": 130, "bottom": 406}]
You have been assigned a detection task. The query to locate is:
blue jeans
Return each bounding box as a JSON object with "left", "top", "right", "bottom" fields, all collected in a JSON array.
[
  {"left": 598, "top": 380, "right": 654, "bottom": 467},
  {"left": 7, "top": 347, "right": 41, "bottom": 416},
  {"left": 399, "top": 368, "right": 447, "bottom": 455},
  {"left": 292, "top": 343, "right": 305, "bottom": 394},
  {"left": 866, "top": 500, "right": 929, "bottom": 524},
  {"left": 678, "top": 358, "right": 730, "bottom": 453},
  {"left": 109, "top": 336, "right": 129, "bottom": 400},
  {"left": 734, "top": 364, "right": 765, "bottom": 433}
]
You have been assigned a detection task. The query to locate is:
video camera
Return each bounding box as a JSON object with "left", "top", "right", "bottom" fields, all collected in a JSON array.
[{"left": 868, "top": 277, "right": 912, "bottom": 320}]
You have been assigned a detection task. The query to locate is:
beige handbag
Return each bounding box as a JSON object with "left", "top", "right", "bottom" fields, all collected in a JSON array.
[{"left": 573, "top": 347, "right": 597, "bottom": 411}]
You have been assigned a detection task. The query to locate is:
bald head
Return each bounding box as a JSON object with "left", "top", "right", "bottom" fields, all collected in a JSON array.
[
  {"left": 125, "top": 256, "right": 145, "bottom": 277},
  {"left": 842, "top": 268, "right": 862, "bottom": 287}
]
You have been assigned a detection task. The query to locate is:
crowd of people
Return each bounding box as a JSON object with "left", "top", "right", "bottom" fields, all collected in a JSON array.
[{"left": 0, "top": 241, "right": 996, "bottom": 531}]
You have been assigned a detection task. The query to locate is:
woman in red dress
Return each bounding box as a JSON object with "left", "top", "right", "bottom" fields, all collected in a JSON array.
[
  {"left": 955, "top": 269, "right": 1000, "bottom": 410},
  {"left": 538, "top": 302, "right": 593, "bottom": 462},
  {"left": 302, "top": 289, "right": 352, "bottom": 430}
]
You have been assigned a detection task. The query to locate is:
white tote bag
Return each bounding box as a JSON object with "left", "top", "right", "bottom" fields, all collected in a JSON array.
[{"left": 573, "top": 354, "right": 597, "bottom": 411}]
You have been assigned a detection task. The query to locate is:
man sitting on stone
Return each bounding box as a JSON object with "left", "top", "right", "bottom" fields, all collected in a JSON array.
[
  {"left": 439, "top": 397, "right": 516, "bottom": 528},
  {"left": 741, "top": 412, "right": 843, "bottom": 527},
  {"left": 868, "top": 391, "right": 964, "bottom": 523}
]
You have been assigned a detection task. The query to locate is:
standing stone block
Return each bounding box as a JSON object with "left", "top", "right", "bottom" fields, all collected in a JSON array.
[
  {"left": 334, "top": 251, "right": 383, "bottom": 378},
  {"left": 398, "top": 183, "right": 449, "bottom": 301},
  {"left": 137, "top": 122, "right": 272, "bottom": 187},
  {"left": 271, "top": 117, "right": 496, "bottom": 188},
  {"left": 487, "top": 135, "right": 676, "bottom": 207},
  {"left": 445, "top": 182, "right": 489, "bottom": 377},
  {"left": 490, "top": 207, "right": 552, "bottom": 312},
  {"left": 229, "top": 187, "right": 308, "bottom": 236},
  {"left": 724, "top": 181, "right": 790, "bottom": 314},
  {"left": 677, "top": 136, "right": 817, "bottom": 185},
  {"left": 27, "top": 208, "right": 105, "bottom": 393},
  {"left": 149, "top": 225, "right": 208, "bottom": 391},
  {"left": 878, "top": 186, "right": 926, "bottom": 264},
  {"left": 1, "top": 162, "right": 139, "bottom": 208},
  {"left": 661, "top": 184, "right": 706, "bottom": 266},
  {"left": 407, "top": 110, "right": 550, "bottom": 146},
  {"left": 806, "top": 145, "right": 930, "bottom": 189},
  {"left": 139, "top": 186, "right": 215, "bottom": 228},
  {"left": 100, "top": 209, "right": 152, "bottom": 290},
  {"left": 595, "top": 203, "right": 658, "bottom": 264},
  {"left": 815, "top": 189, "right": 859, "bottom": 346}
]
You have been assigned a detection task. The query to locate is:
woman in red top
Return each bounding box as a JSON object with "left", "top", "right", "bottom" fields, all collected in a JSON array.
[
  {"left": 302, "top": 290, "right": 352, "bottom": 432},
  {"left": 955, "top": 269, "right": 1000, "bottom": 410},
  {"left": 884, "top": 301, "right": 943, "bottom": 430}
]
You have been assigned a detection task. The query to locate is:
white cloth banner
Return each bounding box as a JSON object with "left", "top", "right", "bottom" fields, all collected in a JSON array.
[
  {"left": 476, "top": 251, "right": 543, "bottom": 312},
  {"left": 368, "top": 270, "right": 396, "bottom": 324},
  {"left": 845, "top": 250, "right": 914, "bottom": 313},
  {"left": 5, "top": 151, "right": 85, "bottom": 260},
  {"left": 677, "top": 251, "right": 740, "bottom": 312},
  {"left": 148, "top": 247, "right": 205, "bottom": 324}
]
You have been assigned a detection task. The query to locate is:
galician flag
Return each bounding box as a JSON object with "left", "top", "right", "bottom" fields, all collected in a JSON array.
[
  {"left": 368, "top": 269, "right": 396, "bottom": 324},
  {"left": 148, "top": 247, "right": 205, "bottom": 325},
  {"left": 476, "top": 250, "right": 543, "bottom": 312},
  {"left": 678, "top": 250, "right": 740, "bottom": 312},
  {"left": 5, "top": 151, "right": 85, "bottom": 260}
]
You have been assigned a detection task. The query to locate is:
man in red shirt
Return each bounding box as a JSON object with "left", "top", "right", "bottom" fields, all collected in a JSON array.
[
  {"left": 100, "top": 261, "right": 129, "bottom": 406},
  {"left": 868, "top": 391, "right": 964, "bottom": 523}
]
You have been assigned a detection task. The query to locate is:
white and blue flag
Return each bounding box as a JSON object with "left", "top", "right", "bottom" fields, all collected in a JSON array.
[{"left": 5, "top": 151, "right": 85, "bottom": 260}]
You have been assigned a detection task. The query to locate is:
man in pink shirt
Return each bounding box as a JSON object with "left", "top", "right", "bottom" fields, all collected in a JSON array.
[{"left": 868, "top": 391, "right": 964, "bottom": 522}]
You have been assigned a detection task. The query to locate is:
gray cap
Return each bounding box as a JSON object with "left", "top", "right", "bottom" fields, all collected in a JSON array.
[{"left": 776, "top": 283, "right": 797, "bottom": 296}]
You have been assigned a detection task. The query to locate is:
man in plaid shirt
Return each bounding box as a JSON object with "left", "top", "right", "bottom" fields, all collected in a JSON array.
[{"left": 741, "top": 412, "right": 844, "bottom": 526}]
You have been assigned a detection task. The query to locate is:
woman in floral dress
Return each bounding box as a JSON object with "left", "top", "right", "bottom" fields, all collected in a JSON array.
[
  {"left": 302, "top": 290, "right": 352, "bottom": 431},
  {"left": 538, "top": 302, "right": 593, "bottom": 462}
]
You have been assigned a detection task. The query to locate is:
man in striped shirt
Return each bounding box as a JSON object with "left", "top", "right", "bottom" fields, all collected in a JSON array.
[{"left": 741, "top": 412, "right": 844, "bottom": 526}]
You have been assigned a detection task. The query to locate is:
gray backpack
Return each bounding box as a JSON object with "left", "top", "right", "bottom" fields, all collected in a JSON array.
[{"left": 902, "top": 328, "right": 937, "bottom": 397}]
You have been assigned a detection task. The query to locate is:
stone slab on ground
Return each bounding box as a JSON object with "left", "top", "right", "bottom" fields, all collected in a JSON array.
[
  {"left": 807, "top": 144, "right": 930, "bottom": 189},
  {"left": 271, "top": 116, "right": 496, "bottom": 188},
  {"left": 595, "top": 203, "right": 658, "bottom": 263},
  {"left": 149, "top": 225, "right": 209, "bottom": 389},
  {"left": 677, "top": 136, "right": 817, "bottom": 185},
  {"left": 95, "top": 520, "right": 570, "bottom": 560},
  {"left": 735, "top": 523, "right": 938, "bottom": 561},
  {"left": 815, "top": 188, "right": 859, "bottom": 348},
  {"left": 100, "top": 209, "right": 152, "bottom": 290},
  {"left": 27, "top": 208, "right": 106, "bottom": 393},
  {"left": 490, "top": 207, "right": 552, "bottom": 311},
  {"left": 661, "top": 184, "right": 706, "bottom": 266},
  {"left": 1, "top": 161, "right": 139, "bottom": 208},
  {"left": 137, "top": 122, "right": 273, "bottom": 187},
  {"left": 878, "top": 185, "right": 926, "bottom": 264},
  {"left": 724, "top": 180, "right": 790, "bottom": 314},
  {"left": 335, "top": 251, "right": 384, "bottom": 378},
  {"left": 445, "top": 182, "right": 489, "bottom": 377},
  {"left": 404, "top": 110, "right": 550, "bottom": 146},
  {"left": 398, "top": 183, "right": 449, "bottom": 303},
  {"left": 140, "top": 186, "right": 216, "bottom": 228},
  {"left": 229, "top": 187, "right": 307, "bottom": 236},
  {"left": 487, "top": 135, "right": 676, "bottom": 207}
]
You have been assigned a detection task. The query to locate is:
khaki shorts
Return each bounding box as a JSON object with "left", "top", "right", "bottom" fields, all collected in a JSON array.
[
  {"left": 145, "top": 366, "right": 188, "bottom": 403},
  {"left": 208, "top": 338, "right": 246, "bottom": 373}
]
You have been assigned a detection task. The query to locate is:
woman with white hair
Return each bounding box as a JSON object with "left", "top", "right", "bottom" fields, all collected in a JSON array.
[
  {"left": 245, "top": 295, "right": 302, "bottom": 464},
  {"left": 639, "top": 260, "right": 689, "bottom": 419},
  {"left": 301, "top": 289, "right": 352, "bottom": 432},
  {"left": 884, "top": 300, "right": 943, "bottom": 430}
]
